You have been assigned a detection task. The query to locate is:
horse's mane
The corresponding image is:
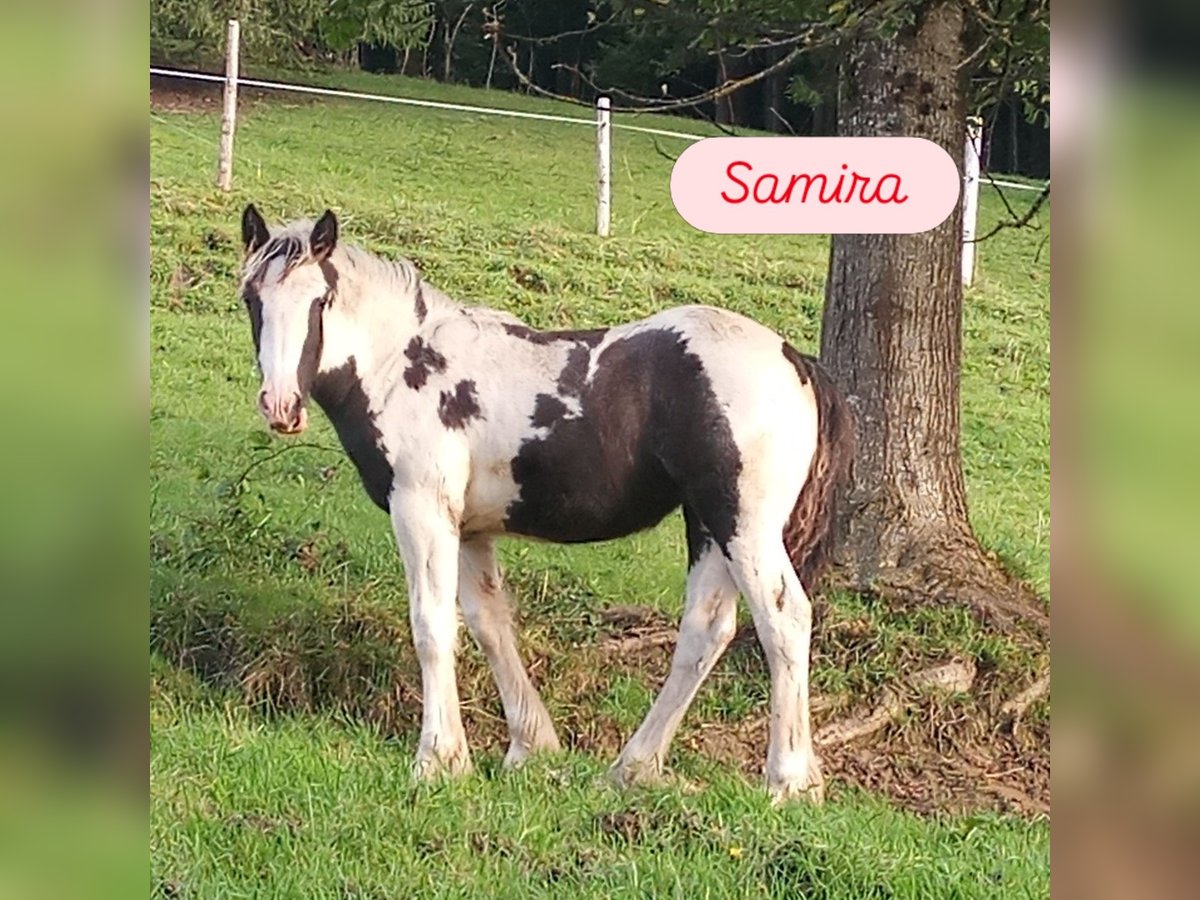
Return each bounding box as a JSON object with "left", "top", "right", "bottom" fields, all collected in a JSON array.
[{"left": 242, "top": 218, "right": 451, "bottom": 317}]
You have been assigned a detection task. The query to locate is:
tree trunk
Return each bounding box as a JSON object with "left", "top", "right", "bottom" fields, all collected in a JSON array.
[
  {"left": 1009, "top": 98, "right": 1020, "bottom": 173},
  {"left": 820, "top": 1, "right": 1046, "bottom": 633},
  {"left": 443, "top": 3, "right": 473, "bottom": 84},
  {"left": 762, "top": 47, "right": 788, "bottom": 132},
  {"left": 486, "top": 37, "right": 498, "bottom": 89},
  {"left": 714, "top": 45, "right": 734, "bottom": 126}
]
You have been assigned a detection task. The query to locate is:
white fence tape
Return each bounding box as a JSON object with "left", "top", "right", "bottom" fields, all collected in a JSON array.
[
  {"left": 149, "top": 67, "right": 710, "bottom": 143},
  {"left": 984, "top": 178, "right": 1045, "bottom": 193},
  {"left": 149, "top": 66, "right": 1049, "bottom": 195}
]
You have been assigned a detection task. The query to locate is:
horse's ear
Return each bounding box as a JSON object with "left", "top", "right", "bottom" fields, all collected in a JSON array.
[
  {"left": 310, "top": 209, "right": 338, "bottom": 262},
  {"left": 242, "top": 204, "right": 270, "bottom": 256}
]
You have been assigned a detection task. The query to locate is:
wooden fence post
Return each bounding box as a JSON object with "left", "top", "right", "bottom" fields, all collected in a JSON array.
[
  {"left": 217, "top": 19, "right": 240, "bottom": 191},
  {"left": 596, "top": 95, "right": 612, "bottom": 237},
  {"left": 961, "top": 116, "right": 983, "bottom": 286}
]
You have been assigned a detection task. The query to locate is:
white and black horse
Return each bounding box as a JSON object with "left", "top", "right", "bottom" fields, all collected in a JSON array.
[{"left": 238, "top": 205, "right": 852, "bottom": 803}]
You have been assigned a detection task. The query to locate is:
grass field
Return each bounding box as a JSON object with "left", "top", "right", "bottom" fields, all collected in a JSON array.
[{"left": 151, "top": 69, "right": 1049, "bottom": 898}]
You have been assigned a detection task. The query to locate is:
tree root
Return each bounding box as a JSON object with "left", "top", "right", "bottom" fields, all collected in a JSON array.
[
  {"left": 815, "top": 659, "right": 976, "bottom": 748},
  {"left": 999, "top": 664, "right": 1050, "bottom": 727},
  {"left": 599, "top": 630, "right": 678, "bottom": 654},
  {"left": 841, "top": 528, "right": 1050, "bottom": 643}
]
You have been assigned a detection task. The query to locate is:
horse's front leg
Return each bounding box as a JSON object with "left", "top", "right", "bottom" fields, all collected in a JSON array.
[{"left": 391, "top": 488, "right": 471, "bottom": 779}]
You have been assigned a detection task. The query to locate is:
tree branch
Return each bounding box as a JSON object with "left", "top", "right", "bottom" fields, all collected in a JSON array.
[
  {"left": 966, "top": 183, "right": 1049, "bottom": 244},
  {"left": 502, "top": 11, "right": 618, "bottom": 46},
  {"left": 228, "top": 441, "right": 340, "bottom": 493},
  {"left": 503, "top": 40, "right": 809, "bottom": 113},
  {"left": 768, "top": 105, "right": 798, "bottom": 134}
]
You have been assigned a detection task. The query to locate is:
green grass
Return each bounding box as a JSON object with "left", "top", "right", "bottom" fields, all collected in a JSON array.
[
  {"left": 151, "top": 69, "right": 1049, "bottom": 897},
  {"left": 151, "top": 680, "right": 1047, "bottom": 900}
]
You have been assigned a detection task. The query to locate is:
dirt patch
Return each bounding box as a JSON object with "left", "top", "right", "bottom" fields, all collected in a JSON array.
[
  {"left": 595, "top": 809, "right": 647, "bottom": 844},
  {"left": 567, "top": 606, "right": 1048, "bottom": 818},
  {"left": 150, "top": 74, "right": 323, "bottom": 114},
  {"left": 151, "top": 75, "right": 223, "bottom": 113}
]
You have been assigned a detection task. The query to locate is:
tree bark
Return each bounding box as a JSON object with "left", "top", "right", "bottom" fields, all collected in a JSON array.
[
  {"left": 1009, "top": 98, "right": 1020, "bottom": 173},
  {"left": 762, "top": 47, "right": 787, "bottom": 133},
  {"left": 820, "top": 1, "right": 1046, "bottom": 634},
  {"left": 714, "top": 44, "right": 734, "bottom": 126}
]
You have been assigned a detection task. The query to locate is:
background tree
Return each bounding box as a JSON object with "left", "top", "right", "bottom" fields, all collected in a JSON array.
[
  {"left": 150, "top": 0, "right": 433, "bottom": 70},
  {"left": 820, "top": 0, "right": 1048, "bottom": 630},
  {"left": 149, "top": 1, "right": 1048, "bottom": 175}
]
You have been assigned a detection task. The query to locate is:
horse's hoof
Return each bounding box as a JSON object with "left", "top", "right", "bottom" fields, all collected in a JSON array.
[
  {"left": 767, "top": 757, "right": 826, "bottom": 805},
  {"left": 608, "top": 756, "right": 668, "bottom": 790},
  {"left": 412, "top": 745, "right": 473, "bottom": 781},
  {"left": 768, "top": 778, "right": 825, "bottom": 806},
  {"left": 502, "top": 733, "right": 562, "bottom": 770}
]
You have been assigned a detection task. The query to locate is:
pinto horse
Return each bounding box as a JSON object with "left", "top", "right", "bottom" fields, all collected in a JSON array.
[{"left": 238, "top": 205, "right": 852, "bottom": 803}]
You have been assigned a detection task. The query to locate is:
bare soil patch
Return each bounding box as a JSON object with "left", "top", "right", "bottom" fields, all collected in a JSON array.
[
  {"left": 151, "top": 75, "right": 222, "bottom": 113},
  {"left": 151, "top": 74, "right": 323, "bottom": 114},
  {"left": 590, "top": 609, "right": 1049, "bottom": 818}
]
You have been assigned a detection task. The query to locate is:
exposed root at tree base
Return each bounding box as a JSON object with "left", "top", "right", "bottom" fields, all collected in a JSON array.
[
  {"left": 815, "top": 659, "right": 976, "bottom": 747},
  {"left": 1000, "top": 665, "right": 1051, "bottom": 730},
  {"left": 830, "top": 529, "right": 1049, "bottom": 644}
]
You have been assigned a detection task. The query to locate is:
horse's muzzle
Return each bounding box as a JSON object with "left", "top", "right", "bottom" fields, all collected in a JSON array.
[{"left": 259, "top": 389, "right": 308, "bottom": 435}]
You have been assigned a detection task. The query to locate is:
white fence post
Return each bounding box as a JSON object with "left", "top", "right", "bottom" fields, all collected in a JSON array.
[
  {"left": 596, "top": 95, "right": 612, "bottom": 237},
  {"left": 217, "top": 19, "right": 240, "bottom": 191},
  {"left": 961, "top": 116, "right": 983, "bottom": 286}
]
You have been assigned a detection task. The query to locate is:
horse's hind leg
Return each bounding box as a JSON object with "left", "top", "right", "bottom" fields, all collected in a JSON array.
[
  {"left": 610, "top": 541, "right": 738, "bottom": 787},
  {"left": 724, "top": 535, "right": 823, "bottom": 804},
  {"left": 459, "top": 538, "right": 561, "bottom": 767}
]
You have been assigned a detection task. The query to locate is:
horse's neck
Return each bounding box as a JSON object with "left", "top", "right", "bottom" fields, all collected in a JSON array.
[{"left": 322, "top": 266, "right": 459, "bottom": 396}]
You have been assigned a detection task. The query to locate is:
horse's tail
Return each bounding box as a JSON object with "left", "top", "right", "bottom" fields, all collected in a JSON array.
[{"left": 782, "top": 349, "right": 854, "bottom": 594}]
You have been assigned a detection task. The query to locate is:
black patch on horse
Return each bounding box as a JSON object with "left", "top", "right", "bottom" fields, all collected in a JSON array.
[
  {"left": 530, "top": 394, "right": 569, "bottom": 429},
  {"left": 319, "top": 259, "right": 339, "bottom": 296},
  {"left": 296, "top": 297, "right": 324, "bottom": 397},
  {"left": 243, "top": 285, "right": 263, "bottom": 355},
  {"left": 439, "top": 380, "right": 482, "bottom": 430},
  {"left": 403, "top": 336, "right": 447, "bottom": 390},
  {"left": 296, "top": 260, "right": 338, "bottom": 395},
  {"left": 504, "top": 328, "right": 742, "bottom": 549},
  {"left": 683, "top": 507, "right": 713, "bottom": 569},
  {"left": 311, "top": 357, "right": 394, "bottom": 512},
  {"left": 780, "top": 341, "right": 811, "bottom": 385},
  {"left": 556, "top": 344, "right": 591, "bottom": 397},
  {"left": 414, "top": 283, "right": 427, "bottom": 323},
  {"left": 502, "top": 323, "right": 606, "bottom": 347}
]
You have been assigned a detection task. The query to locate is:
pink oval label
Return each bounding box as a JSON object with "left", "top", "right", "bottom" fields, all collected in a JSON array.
[{"left": 670, "top": 137, "right": 960, "bottom": 234}]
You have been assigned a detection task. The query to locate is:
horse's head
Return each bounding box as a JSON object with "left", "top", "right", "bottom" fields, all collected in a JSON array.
[{"left": 239, "top": 204, "right": 340, "bottom": 435}]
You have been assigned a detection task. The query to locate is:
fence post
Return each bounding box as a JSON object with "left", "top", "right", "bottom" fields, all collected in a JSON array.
[
  {"left": 596, "top": 95, "right": 612, "bottom": 237},
  {"left": 961, "top": 116, "right": 983, "bottom": 286},
  {"left": 217, "top": 19, "right": 240, "bottom": 191}
]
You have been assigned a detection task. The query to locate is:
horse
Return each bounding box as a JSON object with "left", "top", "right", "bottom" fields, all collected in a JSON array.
[{"left": 237, "top": 204, "right": 853, "bottom": 803}]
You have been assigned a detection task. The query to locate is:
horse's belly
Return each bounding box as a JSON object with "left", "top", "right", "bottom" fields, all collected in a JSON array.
[{"left": 501, "top": 441, "right": 681, "bottom": 543}]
